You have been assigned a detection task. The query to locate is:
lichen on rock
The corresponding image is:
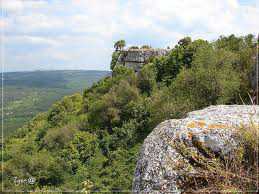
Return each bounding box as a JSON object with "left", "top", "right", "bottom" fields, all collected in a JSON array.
[{"left": 132, "top": 105, "right": 259, "bottom": 193}]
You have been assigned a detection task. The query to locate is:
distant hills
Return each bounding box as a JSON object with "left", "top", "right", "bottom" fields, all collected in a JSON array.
[{"left": 1, "top": 70, "right": 110, "bottom": 136}]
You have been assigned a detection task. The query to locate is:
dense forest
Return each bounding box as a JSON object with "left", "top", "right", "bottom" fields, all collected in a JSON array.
[{"left": 1, "top": 34, "right": 257, "bottom": 192}]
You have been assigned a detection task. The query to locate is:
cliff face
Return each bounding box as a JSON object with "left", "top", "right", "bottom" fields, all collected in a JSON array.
[
  {"left": 116, "top": 49, "right": 169, "bottom": 71},
  {"left": 133, "top": 105, "right": 259, "bottom": 193}
]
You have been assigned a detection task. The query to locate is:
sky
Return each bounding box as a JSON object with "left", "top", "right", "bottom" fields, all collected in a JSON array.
[{"left": 0, "top": 0, "right": 258, "bottom": 72}]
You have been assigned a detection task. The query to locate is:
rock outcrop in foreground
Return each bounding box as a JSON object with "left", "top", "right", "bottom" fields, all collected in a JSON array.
[{"left": 133, "top": 105, "right": 259, "bottom": 193}]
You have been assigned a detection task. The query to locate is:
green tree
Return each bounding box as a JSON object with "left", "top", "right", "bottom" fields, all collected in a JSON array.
[
  {"left": 215, "top": 34, "right": 256, "bottom": 102},
  {"left": 137, "top": 63, "right": 157, "bottom": 96},
  {"left": 129, "top": 46, "right": 139, "bottom": 49},
  {"left": 88, "top": 79, "right": 139, "bottom": 131},
  {"left": 47, "top": 93, "right": 83, "bottom": 126},
  {"left": 154, "top": 37, "right": 209, "bottom": 85},
  {"left": 114, "top": 40, "right": 126, "bottom": 51},
  {"left": 171, "top": 45, "right": 240, "bottom": 108},
  {"left": 71, "top": 131, "right": 98, "bottom": 164},
  {"left": 43, "top": 125, "right": 76, "bottom": 150},
  {"left": 110, "top": 51, "right": 121, "bottom": 70},
  {"left": 178, "top": 37, "right": 192, "bottom": 47}
]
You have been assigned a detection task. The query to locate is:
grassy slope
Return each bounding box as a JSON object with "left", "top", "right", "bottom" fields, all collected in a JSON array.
[{"left": 1, "top": 70, "right": 110, "bottom": 136}]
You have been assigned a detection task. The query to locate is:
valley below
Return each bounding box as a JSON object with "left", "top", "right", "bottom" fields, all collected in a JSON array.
[{"left": 1, "top": 70, "right": 109, "bottom": 136}]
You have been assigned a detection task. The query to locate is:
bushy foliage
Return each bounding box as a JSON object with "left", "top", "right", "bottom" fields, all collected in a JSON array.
[
  {"left": 154, "top": 37, "right": 209, "bottom": 85},
  {"left": 129, "top": 46, "right": 139, "bottom": 49},
  {"left": 171, "top": 45, "right": 240, "bottom": 108},
  {"left": 43, "top": 125, "right": 76, "bottom": 150},
  {"left": 137, "top": 63, "right": 157, "bottom": 96},
  {"left": 110, "top": 51, "right": 121, "bottom": 70},
  {"left": 47, "top": 93, "right": 83, "bottom": 126},
  {"left": 114, "top": 40, "right": 126, "bottom": 51},
  {"left": 88, "top": 79, "right": 140, "bottom": 130},
  {"left": 215, "top": 34, "right": 256, "bottom": 101},
  {"left": 2, "top": 34, "right": 257, "bottom": 192}
]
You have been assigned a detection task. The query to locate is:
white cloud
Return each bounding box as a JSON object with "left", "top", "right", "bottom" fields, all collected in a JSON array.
[
  {"left": 138, "top": 0, "right": 258, "bottom": 35},
  {"left": 5, "top": 35, "right": 60, "bottom": 47},
  {"left": 15, "top": 14, "right": 65, "bottom": 32},
  {"left": 2, "top": 0, "right": 259, "bottom": 71},
  {"left": 1, "top": 0, "right": 47, "bottom": 13},
  {"left": 0, "top": 18, "right": 8, "bottom": 28},
  {"left": 1, "top": 0, "right": 24, "bottom": 12}
]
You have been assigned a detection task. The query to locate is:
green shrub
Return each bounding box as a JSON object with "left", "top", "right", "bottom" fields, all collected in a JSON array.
[
  {"left": 171, "top": 46, "right": 240, "bottom": 108},
  {"left": 137, "top": 63, "right": 157, "bottom": 96},
  {"left": 43, "top": 125, "right": 77, "bottom": 150},
  {"left": 110, "top": 51, "right": 121, "bottom": 70},
  {"left": 47, "top": 93, "right": 82, "bottom": 126}
]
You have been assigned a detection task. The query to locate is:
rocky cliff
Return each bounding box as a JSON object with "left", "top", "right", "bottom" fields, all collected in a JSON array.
[
  {"left": 116, "top": 49, "right": 169, "bottom": 72},
  {"left": 133, "top": 105, "right": 259, "bottom": 193}
]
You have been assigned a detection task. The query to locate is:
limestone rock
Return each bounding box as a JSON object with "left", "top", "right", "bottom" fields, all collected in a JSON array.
[
  {"left": 133, "top": 105, "right": 259, "bottom": 193},
  {"left": 116, "top": 49, "right": 169, "bottom": 71}
]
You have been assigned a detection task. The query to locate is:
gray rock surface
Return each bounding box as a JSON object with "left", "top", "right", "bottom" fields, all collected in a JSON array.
[
  {"left": 116, "top": 49, "right": 169, "bottom": 71},
  {"left": 133, "top": 105, "right": 259, "bottom": 193}
]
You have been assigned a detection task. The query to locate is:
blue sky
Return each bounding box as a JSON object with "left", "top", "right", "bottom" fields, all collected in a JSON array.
[{"left": 1, "top": 0, "right": 258, "bottom": 72}]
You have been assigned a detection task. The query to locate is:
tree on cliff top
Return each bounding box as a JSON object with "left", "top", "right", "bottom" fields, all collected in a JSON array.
[{"left": 114, "top": 40, "right": 126, "bottom": 51}]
